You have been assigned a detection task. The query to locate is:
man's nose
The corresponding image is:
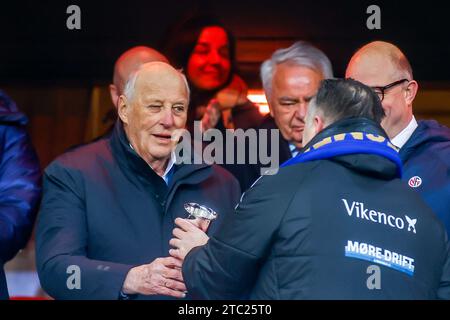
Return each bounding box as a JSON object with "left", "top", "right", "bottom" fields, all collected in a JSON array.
[
  {"left": 295, "top": 101, "right": 308, "bottom": 120},
  {"left": 160, "top": 108, "right": 175, "bottom": 128}
]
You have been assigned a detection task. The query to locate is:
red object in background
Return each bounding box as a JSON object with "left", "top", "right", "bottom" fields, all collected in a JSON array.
[{"left": 10, "top": 296, "right": 51, "bottom": 300}]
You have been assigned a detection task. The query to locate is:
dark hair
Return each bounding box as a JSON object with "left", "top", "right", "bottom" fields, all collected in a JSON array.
[
  {"left": 163, "top": 15, "right": 236, "bottom": 83},
  {"left": 163, "top": 15, "right": 237, "bottom": 128},
  {"left": 312, "top": 78, "right": 385, "bottom": 124}
]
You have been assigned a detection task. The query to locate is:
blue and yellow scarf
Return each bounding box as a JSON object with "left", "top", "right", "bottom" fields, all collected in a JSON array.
[{"left": 281, "top": 132, "right": 402, "bottom": 177}]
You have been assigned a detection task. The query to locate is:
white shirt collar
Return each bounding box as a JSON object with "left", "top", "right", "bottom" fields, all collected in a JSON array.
[
  {"left": 288, "top": 142, "right": 300, "bottom": 158},
  {"left": 159, "top": 152, "right": 176, "bottom": 185},
  {"left": 129, "top": 143, "right": 176, "bottom": 185},
  {"left": 391, "top": 116, "right": 418, "bottom": 149}
]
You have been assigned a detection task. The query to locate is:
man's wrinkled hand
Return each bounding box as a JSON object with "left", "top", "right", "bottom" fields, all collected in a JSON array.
[{"left": 121, "top": 257, "right": 186, "bottom": 298}]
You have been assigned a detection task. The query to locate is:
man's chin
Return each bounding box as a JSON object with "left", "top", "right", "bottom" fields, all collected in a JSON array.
[
  {"left": 291, "top": 134, "right": 304, "bottom": 147},
  {"left": 293, "top": 142, "right": 303, "bottom": 149},
  {"left": 145, "top": 143, "right": 174, "bottom": 157}
]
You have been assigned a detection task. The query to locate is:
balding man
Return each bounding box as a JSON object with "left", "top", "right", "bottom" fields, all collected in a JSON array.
[
  {"left": 109, "top": 46, "right": 168, "bottom": 108},
  {"left": 88, "top": 46, "right": 169, "bottom": 140},
  {"left": 36, "top": 62, "right": 240, "bottom": 300},
  {"left": 346, "top": 41, "right": 450, "bottom": 235}
]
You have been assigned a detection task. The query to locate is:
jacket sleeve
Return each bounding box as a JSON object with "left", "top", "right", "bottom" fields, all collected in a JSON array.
[
  {"left": 35, "top": 163, "right": 133, "bottom": 300},
  {"left": 183, "top": 174, "right": 295, "bottom": 299},
  {"left": 437, "top": 237, "right": 450, "bottom": 300},
  {"left": 229, "top": 174, "right": 241, "bottom": 211},
  {"left": 0, "top": 125, "right": 41, "bottom": 262}
]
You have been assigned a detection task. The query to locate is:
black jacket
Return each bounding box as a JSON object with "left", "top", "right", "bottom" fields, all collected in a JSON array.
[
  {"left": 183, "top": 118, "right": 450, "bottom": 299},
  {"left": 224, "top": 115, "right": 292, "bottom": 192},
  {"left": 36, "top": 121, "right": 240, "bottom": 300},
  {"left": 219, "top": 99, "right": 263, "bottom": 131}
]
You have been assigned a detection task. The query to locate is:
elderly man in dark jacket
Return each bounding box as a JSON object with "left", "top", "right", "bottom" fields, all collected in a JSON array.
[
  {"left": 0, "top": 90, "right": 41, "bottom": 300},
  {"left": 35, "top": 62, "right": 240, "bottom": 300},
  {"left": 226, "top": 41, "right": 334, "bottom": 192},
  {"left": 173, "top": 79, "right": 450, "bottom": 299}
]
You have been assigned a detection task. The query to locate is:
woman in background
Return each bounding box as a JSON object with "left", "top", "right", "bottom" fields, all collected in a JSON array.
[{"left": 164, "top": 16, "right": 263, "bottom": 134}]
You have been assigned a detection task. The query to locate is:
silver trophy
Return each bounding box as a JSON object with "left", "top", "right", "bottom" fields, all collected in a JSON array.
[{"left": 184, "top": 202, "right": 218, "bottom": 221}]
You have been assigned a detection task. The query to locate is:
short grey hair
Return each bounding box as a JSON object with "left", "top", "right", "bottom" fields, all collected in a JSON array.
[
  {"left": 123, "top": 70, "right": 139, "bottom": 102},
  {"left": 260, "top": 41, "right": 334, "bottom": 99},
  {"left": 123, "top": 68, "right": 191, "bottom": 104}
]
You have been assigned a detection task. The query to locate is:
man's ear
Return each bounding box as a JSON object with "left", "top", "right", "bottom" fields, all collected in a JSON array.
[
  {"left": 117, "top": 95, "right": 129, "bottom": 124},
  {"left": 269, "top": 108, "right": 274, "bottom": 118},
  {"left": 313, "top": 114, "right": 325, "bottom": 135},
  {"left": 404, "top": 80, "right": 418, "bottom": 106},
  {"left": 268, "top": 99, "right": 275, "bottom": 118},
  {"left": 109, "top": 84, "right": 119, "bottom": 108}
]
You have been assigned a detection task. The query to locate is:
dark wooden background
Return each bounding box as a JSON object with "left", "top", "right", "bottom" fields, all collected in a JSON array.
[{"left": 1, "top": 0, "right": 450, "bottom": 168}]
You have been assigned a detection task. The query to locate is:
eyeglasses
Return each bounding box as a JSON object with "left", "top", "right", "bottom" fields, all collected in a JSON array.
[{"left": 371, "top": 79, "right": 409, "bottom": 101}]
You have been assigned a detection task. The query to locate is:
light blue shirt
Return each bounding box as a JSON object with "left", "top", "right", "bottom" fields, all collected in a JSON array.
[
  {"left": 289, "top": 143, "right": 300, "bottom": 158},
  {"left": 129, "top": 143, "right": 176, "bottom": 185}
]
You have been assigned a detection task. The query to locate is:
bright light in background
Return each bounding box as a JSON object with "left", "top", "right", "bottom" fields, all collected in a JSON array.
[{"left": 247, "top": 89, "right": 270, "bottom": 115}]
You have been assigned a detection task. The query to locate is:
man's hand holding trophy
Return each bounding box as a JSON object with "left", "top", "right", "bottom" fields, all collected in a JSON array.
[{"left": 169, "top": 203, "right": 218, "bottom": 262}]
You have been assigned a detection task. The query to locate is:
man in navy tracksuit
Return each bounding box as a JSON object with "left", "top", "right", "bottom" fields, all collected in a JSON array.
[
  {"left": 170, "top": 79, "right": 450, "bottom": 299},
  {"left": 346, "top": 41, "right": 450, "bottom": 235}
]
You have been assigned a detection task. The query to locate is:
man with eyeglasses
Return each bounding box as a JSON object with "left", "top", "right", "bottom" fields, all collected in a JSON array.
[{"left": 346, "top": 41, "right": 450, "bottom": 236}]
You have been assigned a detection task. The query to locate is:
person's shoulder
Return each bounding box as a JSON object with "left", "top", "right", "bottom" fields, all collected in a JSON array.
[
  {"left": 414, "top": 120, "right": 450, "bottom": 146},
  {"left": 408, "top": 120, "right": 450, "bottom": 161},
  {"left": 237, "top": 161, "right": 321, "bottom": 217},
  {"left": 235, "top": 100, "right": 262, "bottom": 115},
  {"left": 209, "top": 164, "right": 239, "bottom": 185},
  {"left": 0, "top": 120, "right": 27, "bottom": 139},
  {"left": 232, "top": 100, "right": 264, "bottom": 129},
  {"left": 251, "top": 160, "right": 321, "bottom": 193},
  {"left": 0, "top": 90, "right": 18, "bottom": 112},
  {"left": 391, "top": 176, "right": 445, "bottom": 224},
  {"left": 419, "top": 119, "right": 450, "bottom": 132},
  {"left": 46, "top": 138, "right": 111, "bottom": 174}
]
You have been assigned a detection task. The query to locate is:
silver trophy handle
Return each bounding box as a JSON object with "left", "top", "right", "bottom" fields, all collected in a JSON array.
[{"left": 184, "top": 203, "right": 218, "bottom": 221}]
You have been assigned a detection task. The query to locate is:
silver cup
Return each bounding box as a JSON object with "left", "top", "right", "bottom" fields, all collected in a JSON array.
[{"left": 184, "top": 202, "right": 218, "bottom": 221}]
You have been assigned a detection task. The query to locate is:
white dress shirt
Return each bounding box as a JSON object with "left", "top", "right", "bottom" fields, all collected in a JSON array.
[
  {"left": 158, "top": 152, "right": 176, "bottom": 185},
  {"left": 289, "top": 143, "right": 300, "bottom": 158},
  {"left": 391, "top": 116, "right": 418, "bottom": 149}
]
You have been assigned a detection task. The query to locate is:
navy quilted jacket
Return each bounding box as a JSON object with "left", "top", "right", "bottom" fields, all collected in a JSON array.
[
  {"left": 400, "top": 120, "right": 450, "bottom": 235},
  {"left": 0, "top": 90, "right": 41, "bottom": 299}
]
